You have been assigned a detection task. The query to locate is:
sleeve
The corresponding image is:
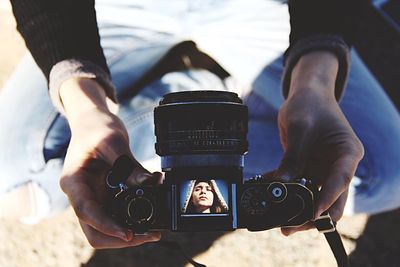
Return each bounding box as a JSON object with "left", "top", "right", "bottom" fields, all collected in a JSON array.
[
  {"left": 282, "top": 0, "right": 367, "bottom": 101},
  {"left": 10, "top": 0, "right": 117, "bottom": 112}
]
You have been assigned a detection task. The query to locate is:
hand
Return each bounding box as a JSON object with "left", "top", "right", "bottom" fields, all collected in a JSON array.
[
  {"left": 269, "top": 52, "right": 364, "bottom": 235},
  {"left": 58, "top": 78, "right": 162, "bottom": 248}
]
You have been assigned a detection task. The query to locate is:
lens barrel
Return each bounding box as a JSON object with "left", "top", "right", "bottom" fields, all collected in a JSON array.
[{"left": 154, "top": 91, "right": 248, "bottom": 157}]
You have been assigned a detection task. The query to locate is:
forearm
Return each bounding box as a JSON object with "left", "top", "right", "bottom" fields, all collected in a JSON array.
[
  {"left": 288, "top": 51, "right": 339, "bottom": 100},
  {"left": 59, "top": 78, "right": 116, "bottom": 127}
]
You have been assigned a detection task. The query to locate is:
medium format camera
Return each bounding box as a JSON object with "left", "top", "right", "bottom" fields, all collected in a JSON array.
[{"left": 106, "top": 91, "right": 316, "bottom": 233}]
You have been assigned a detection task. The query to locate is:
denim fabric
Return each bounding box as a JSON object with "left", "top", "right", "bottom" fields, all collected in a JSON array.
[{"left": 1, "top": 0, "right": 399, "bottom": 218}]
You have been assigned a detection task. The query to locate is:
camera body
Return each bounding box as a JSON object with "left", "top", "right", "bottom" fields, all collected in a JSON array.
[
  {"left": 107, "top": 91, "right": 316, "bottom": 233},
  {"left": 109, "top": 171, "right": 315, "bottom": 233}
]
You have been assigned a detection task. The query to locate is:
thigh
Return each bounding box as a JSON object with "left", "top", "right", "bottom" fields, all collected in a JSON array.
[
  {"left": 242, "top": 56, "right": 285, "bottom": 178},
  {"left": 93, "top": 0, "right": 187, "bottom": 99},
  {"left": 118, "top": 69, "right": 229, "bottom": 172},
  {"left": 0, "top": 54, "right": 58, "bottom": 194},
  {"left": 340, "top": 51, "right": 400, "bottom": 214},
  {"left": 190, "top": 0, "right": 290, "bottom": 96}
]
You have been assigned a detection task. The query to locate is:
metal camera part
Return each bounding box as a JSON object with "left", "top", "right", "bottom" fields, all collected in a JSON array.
[
  {"left": 267, "top": 182, "right": 287, "bottom": 203},
  {"left": 127, "top": 196, "right": 154, "bottom": 224},
  {"left": 240, "top": 186, "right": 270, "bottom": 215}
]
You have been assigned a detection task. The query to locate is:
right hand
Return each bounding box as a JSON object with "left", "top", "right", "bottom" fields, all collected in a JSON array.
[
  {"left": 269, "top": 51, "right": 364, "bottom": 235},
  {"left": 58, "top": 78, "right": 162, "bottom": 248}
]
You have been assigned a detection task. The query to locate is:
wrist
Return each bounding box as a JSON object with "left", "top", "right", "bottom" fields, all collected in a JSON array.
[
  {"left": 288, "top": 51, "right": 339, "bottom": 101},
  {"left": 59, "top": 78, "right": 113, "bottom": 126}
]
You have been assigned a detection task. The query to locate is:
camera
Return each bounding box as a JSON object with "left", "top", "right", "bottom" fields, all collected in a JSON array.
[{"left": 106, "top": 91, "right": 316, "bottom": 233}]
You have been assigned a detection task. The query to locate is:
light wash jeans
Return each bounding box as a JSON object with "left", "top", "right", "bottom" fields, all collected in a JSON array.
[{"left": 1, "top": 0, "right": 399, "bottom": 220}]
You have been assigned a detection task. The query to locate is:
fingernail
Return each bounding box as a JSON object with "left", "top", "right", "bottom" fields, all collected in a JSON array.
[
  {"left": 315, "top": 209, "right": 323, "bottom": 219},
  {"left": 286, "top": 230, "right": 294, "bottom": 236},
  {"left": 281, "top": 228, "right": 293, "bottom": 236},
  {"left": 117, "top": 231, "right": 128, "bottom": 241},
  {"left": 140, "top": 233, "right": 160, "bottom": 242},
  {"left": 147, "top": 234, "right": 160, "bottom": 242}
]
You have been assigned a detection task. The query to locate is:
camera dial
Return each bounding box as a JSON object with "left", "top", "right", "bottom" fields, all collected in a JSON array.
[
  {"left": 240, "top": 186, "right": 270, "bottom": 215},
  {"left": 126, "top": 191, "right": 154, "bottom": 225}
]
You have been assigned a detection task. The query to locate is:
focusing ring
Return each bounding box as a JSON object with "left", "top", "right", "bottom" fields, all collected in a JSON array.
[{"left": 154, "top": 91, "right": 248, "bottom": 156}]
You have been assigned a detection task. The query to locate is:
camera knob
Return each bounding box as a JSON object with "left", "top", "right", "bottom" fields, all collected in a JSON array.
[
  {"left": 267, "top": 182, "right": 287, "bottom": 203},
  {"left": 127, "top": 196, "right": 154, "bottom": 224},
  {"left": 240, "top": 186, "right": 270, "bottom": 215}
]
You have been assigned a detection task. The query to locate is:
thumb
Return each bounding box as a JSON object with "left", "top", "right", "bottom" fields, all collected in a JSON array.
[
  {"left": 125, "top": 167, "right": 162, "bottom": 187},
  {"left": 274, "top": 122, "right": 315, "bottom": 182},
  {"left": 109, "top": 155, "right": 162, "bottom": 187}
]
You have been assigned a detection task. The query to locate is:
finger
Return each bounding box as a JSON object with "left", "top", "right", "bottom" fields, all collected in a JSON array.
[
  {"left": 274, "top": 118, "right": 317, "bottom": 181},
  {"left": 327, "top": 189, "right": 348, "bottom": 222},
  {"left": 281, "top": 221, "right": 315, "bottom": 236},
  {"left": 152, "top": 171, "right": 164, "bottom": 185},
  {"left": 315, "top": 155, "right": 359, "bottom": 218},
  {"left": 97, "top": 131, "right": 134, "bottom": 166},
  {"left": 109, "top": 155, "right": 136, "bottom": 185},
  {"left": 61, "top": 176, "right": 130, "bottom": 240},
  {"left": 80, "top": 222, "right": 161, "bottom": 249},
  {"left": 125, "top": 166, "right": 163, "bottom": 187}
]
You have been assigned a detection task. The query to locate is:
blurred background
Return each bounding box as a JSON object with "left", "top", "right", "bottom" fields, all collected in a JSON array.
[{"left": 0, "top": 0, "right": 399, "bottom": 266}]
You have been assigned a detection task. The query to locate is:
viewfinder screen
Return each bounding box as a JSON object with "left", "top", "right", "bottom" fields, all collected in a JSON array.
[{"left": 180, "top": 179, "right": 229, "bottom": 215}]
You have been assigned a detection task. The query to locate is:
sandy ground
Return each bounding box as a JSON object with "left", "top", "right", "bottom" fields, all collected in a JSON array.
[{"left": 1, "top": 1, "right": 400, "bottom": 267}]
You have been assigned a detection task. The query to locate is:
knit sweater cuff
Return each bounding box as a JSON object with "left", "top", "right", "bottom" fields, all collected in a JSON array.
[
  {"left": 282, "top": 34, "right": 351, "bottom": 101},
  {"left": 49, "top": 59, "right": 117, "bottom": 114}
]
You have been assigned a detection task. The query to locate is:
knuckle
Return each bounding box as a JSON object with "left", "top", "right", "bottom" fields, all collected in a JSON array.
[
  {"left": 341, "top": 171, "right": 353, "bottom": 186},
  {"left": 87, "top": 237, "right": 101, "bottom": 249},
  {"left": 59, "top": 175, "right": 71, "bottom": 193},
  {"left": 105, "top": 128, "right": 129, "bottom": 143},
  {"left": 354, "top": 139, "right": 365, "bottom": 159},
  {"left": 330, "top": 208, "right": 344, "bottom": 222},
  {"left": 74, "top": 202, "right": 88, "bottom": 221},
  {"left": 347, "top": 136, "right": 365, "bottom": 160}
]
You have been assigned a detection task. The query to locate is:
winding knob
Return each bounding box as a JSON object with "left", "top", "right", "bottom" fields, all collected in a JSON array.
[{"left": 127, "top": 196, "right": 154, "bottom": 224}]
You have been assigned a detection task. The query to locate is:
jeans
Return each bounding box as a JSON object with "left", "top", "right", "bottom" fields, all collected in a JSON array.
[{"left": 1, "top": 0, "right": 399, "bottom": 219}]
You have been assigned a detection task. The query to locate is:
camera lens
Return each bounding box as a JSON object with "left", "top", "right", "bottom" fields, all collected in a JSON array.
[{"left": 154, "top": 91, "right": 248, "bottom": 158}]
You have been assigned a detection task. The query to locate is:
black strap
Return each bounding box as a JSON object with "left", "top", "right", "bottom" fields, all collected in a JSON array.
[
  {"left": 315, "top": 213, "right": 349, "bottom": 267},
  {"left": 323, "top": 230, "right": 349, "bottom": 267},
  {"left": 159, "top": 241, "right": 207, "bottom": 267}
]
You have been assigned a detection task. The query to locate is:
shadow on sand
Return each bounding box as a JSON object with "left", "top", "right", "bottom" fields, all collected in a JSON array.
[
  {"left": 349, "top": 208, "right": 400, "bottom": 267},
  {"left": 82, "top": 231, "right": 226, "bottom": 267}
]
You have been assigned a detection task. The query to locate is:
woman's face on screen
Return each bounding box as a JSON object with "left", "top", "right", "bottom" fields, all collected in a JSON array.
[{"left": 191, "top": 182, "right": 214, "bottom": 213}]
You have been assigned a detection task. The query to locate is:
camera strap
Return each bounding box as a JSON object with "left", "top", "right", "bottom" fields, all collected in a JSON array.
[
  {"left": 157, "top": 217, "right": 348, "bottom": 267},
  {"left": 315, "top": 213, "right": 349, "bottom": 267},
  {"left": 158, "top": 241, "right": 206, "bottom": 267}
]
